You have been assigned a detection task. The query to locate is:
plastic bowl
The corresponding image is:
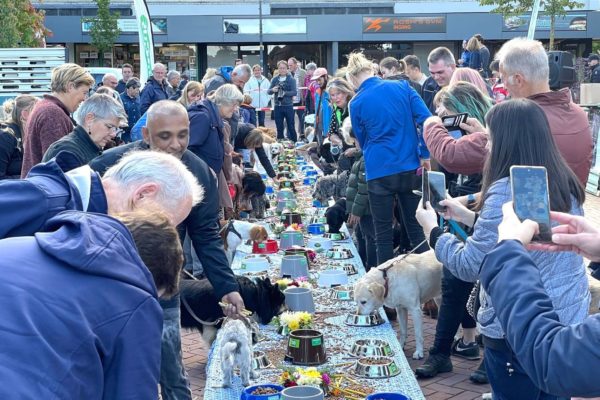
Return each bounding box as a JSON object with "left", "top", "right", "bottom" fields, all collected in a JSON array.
[
  {"left": 252, "top": 239, "right": 279, "bottom": 254},
  {"left": 242, "top": 384, "right": 284, "bottom": 400},
  {"left": 241, "top": 256, "right": 270, "bottom": 272},
  {"left": 307, "top": 223, "right": 326, "bottom": 235},
  {"left": 307, "top": 236, "right": 333, "bottom": 253},
  {"left": 317, "top": 269, "right": 348, "bottom": 287},
  {"left": 280, "top": 230, "right": 305, "bottom": 250},
  {"left": 366, "top": 393, "right": 411, "bottom": 400}
]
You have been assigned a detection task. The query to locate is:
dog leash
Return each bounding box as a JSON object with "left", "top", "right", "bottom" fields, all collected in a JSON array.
[
  {"left": 180, "top": 270, "right": 225, "bottom": 327},
  {"left": 376, "top": 238, "right": 428, "bottom": 299},
  {"left": 219, "top": 219, "right": 243, "bottom": 240}
]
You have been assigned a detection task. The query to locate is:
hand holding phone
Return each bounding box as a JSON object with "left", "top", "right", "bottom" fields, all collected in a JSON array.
[
  {"left": 442, "top": 113, "right": 469, "bottom": 140},
  {"left": 421, "top": 170, "right": 447, "bottom": 212},
  {"left": 510, "top": 166, "right": 552, "bottom": 242}
]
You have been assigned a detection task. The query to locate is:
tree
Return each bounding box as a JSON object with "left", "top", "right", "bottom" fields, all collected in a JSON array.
[
  {"left": 479, "top": 0, "right": 584, "bottom": 49},
  {"left": 0, "top": 0, "right": 50, "bottom": 48},
  {"left": 84, "top": 0, "right": 121, "bottom": 67}
]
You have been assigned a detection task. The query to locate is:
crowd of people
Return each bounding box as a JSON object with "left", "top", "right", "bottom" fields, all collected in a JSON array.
[{"left": 0, "top": 34, "right": 600, "bottom": 400}]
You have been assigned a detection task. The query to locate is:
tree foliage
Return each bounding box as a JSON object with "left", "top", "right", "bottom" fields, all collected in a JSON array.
[
  {"left": 479, "top": 0, "right": 584, "bottom": 49},
  {"left": 84, "top": 0, "right": 121, "bottom": 66},
  {"left": 0, "top": 0, "right": 51, "bottom": 48}
]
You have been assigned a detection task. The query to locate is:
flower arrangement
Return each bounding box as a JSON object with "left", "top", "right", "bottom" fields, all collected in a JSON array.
[
  {"left": 286, "top": 222, "right": 304, "bottom": 232},
  {"left": 279, "top": 367, "right": 330, "bottom": 391},
  {"left": 271, "top": 223, "right": 286, "bottom": 237},
  {"left": 272, "top": 311, "right": 313, "bottom": 332},
  {"left": 276, "top": 276, "right": 312, "bottom": 290}
]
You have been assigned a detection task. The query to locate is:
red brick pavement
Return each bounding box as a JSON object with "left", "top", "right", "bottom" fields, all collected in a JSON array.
[{"left": 181, "top": 191, "right": 600, "bottom": 399}]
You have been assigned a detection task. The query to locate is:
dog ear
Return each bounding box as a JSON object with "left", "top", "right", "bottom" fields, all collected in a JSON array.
[{"left": 368, "top": 282, "right": 386, "bottom": 302}]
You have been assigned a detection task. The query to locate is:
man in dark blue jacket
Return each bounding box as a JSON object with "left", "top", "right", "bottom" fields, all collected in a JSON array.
[
  {"left": 0, "top": 210, "right": 182, "bottom": 399},
  {"left": 90, "top": 100, "right": 244, "bottom": 400},
  {"left": 140, "top": 63, "right": 169, "bottom": 115},
  {"left": 481, "top": 202, "right": 600, "bottom": 398},
  {"left": 120, "top": 78, "right": 142, "bottom": 143},
  {"left": 424, "top": 47, "right": 456, "bottom": 114},
  {"left": 187, "top": 97, "right": 226, "bottom": 175}
]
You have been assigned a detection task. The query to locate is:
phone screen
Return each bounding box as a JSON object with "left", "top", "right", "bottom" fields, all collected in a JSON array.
[
  {"left": 510, "top": 166, "right": 552, "bottom": 242},
  {"left": 422, "top": 170, "right": 430, "bottom": 209},
  {"left": 442, "top": 113, "right": 468, "bottom": 140},
  {"left": 428, "top": 171, "right": 447, "bottom": 213}
]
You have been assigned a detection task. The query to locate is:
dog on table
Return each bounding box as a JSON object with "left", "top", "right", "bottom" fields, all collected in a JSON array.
[
  {"left": 220, "top": 220, "right": 269, "bottom": 264},
  {"left": 325, "top": 198, "right": 348, "bottom": 234},
  {"left": 180, "top": 275, "right": 286, "bottom": 344},
  {"left": 353, "top": 250, "right": 442, "bottom": 359},
  {"left": 218, "top": 317, "right": 260, "bottom": 387}
]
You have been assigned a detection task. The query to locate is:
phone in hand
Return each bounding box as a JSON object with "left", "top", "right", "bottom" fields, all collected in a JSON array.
[
  {"left": 442, "top": 113, "right": 469, "bottom": 140},
  {"left": 422, "top": 170, "right": 447, "bottom": 212},
  {"left": 510, "top": 166, "right": 552, "bottom": 242}
]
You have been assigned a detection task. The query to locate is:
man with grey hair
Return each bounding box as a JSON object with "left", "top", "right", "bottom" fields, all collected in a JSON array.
[
  {"left": 166, "top": 70, "right": 182, "bottom": 99},
  {"left": 102, "top": 73, "right": 118, "bottom": 90},
  {"left": 91, "top": 100, "right": 245, "bottom": 400},
  {"left": 496, "top": 37, "right": 592, "bottom": 185},
  {"left": 423, "top": 47, "right": 456, "bottom": 113},
  {"left": 205, "top": 63, "right": 252, "bottom": 94},
  {"left": 140, "top": 62, "right": 169, "bottom": 115}
]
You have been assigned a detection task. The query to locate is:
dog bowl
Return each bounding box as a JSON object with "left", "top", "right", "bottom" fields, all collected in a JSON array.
[
  {"left": 353, "top": 356, "right": 400, "bottom": 379},
  {"left": 284, "top": 287, "right": 316, "bottom": 313},
  {"left": 317, "top": 269, "right": 348, "bottom": 288},
  {"left": 330, "top": 286, "right": 354, "bottom": 301},
  {"left": 280, "top": 230, "right": 305, "bottom": 250},
  {"left": 241, "top": 256, "right": 270, "bottom": 272},
  {"left": 284, "top": 248, "right": 313, "bottom": 265},
  {"left": 302, "top": 177, "right": 317, "bottom": 186},
  {"left": 281, "top": 386, "right": 324, "bottom": 400},
  {"left": 278, "top": 164, "right": 293, "bottom": 172},
  {"left": 344, "top": 311, "right": 385, "bottom": 327},
  {"left": 286, "top": 329, "right": 327, "bottom": 366},
  {"left": 265, "top": 186, "right": 274, "bottom": 195},
  {"left": 306, "top": 223, "right": 326, "bottom": 235},
  {"left": 281, "top": 212, "right": 302, "bottom": 227},
  {"left": 306, "top": 236, "right": 333, "bottom": 253},
  {"left": 281, "top": 255, "right": 309, "bottom": 278},
  {"left": 242, "top": 384, "right": 284, "bottom": 400},
  {"left": 253, "top": 239, "right": 279, "bottom": 254},
  {"left": 325, "top": 247, "right": 354, "bottom": 260},
  {"left": 366, "top": 393, "right": 411, "bottom": 400},
  {"left": 252, "top": 351, "right": 272, "bottom": 369},
  {"left": 276, "top": 199, "right": 298, "bottom": 213},
  {"left": 278, "top": 171, "right": 294, "bottom": 180},
  {"left": 277, "top": 189, "right": 295, "bottom": 201},
  {"left": 305, "top": 170, "right": 318, "bottom": 177},
  {"left": 349, "top": 339, "right": 394, "bottom": 358},
  {"left": 260, "top": 173, "right": 268, "bottom": 180},
  {"left": 342, "top": 263, "right": 358, "bottom": 275},
  {"left": 323, "top": 232, "right": 347, "bottom": 241},
  {"left": 279, "top": 180, "right": 296, "bottom": 190}
]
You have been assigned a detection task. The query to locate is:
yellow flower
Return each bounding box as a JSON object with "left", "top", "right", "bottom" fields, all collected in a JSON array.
[{"left": 289, "top": 320, "right": 300, "bottom": 330}]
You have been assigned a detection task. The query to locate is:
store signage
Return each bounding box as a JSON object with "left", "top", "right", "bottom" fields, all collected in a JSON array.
[
  {"left": 223, "top": 18, "right": 307, "bottom": 35},
  {"left": 503, "top": 13, "right": 587, "bottom": 31},
  {"left": 82, "top": 18, "right": 168, "bottom": 35},
  {"left": 363, "top": 16, "right": 446, "bottom": 34}
]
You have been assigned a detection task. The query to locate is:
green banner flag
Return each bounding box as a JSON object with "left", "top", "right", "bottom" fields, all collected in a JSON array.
[{"left": 133, "top": 0, "right": 155, "bottom": 85}]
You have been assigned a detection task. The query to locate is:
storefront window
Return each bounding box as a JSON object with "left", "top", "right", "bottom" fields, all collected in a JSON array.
[
  {"left": 207, "top": 45, "right": 237, "bottom": 69},
  {"left": 338, "top": 42, "right": 413, "bottom": 67},
  {"left": 155, "top": 44, "right": 198, "bottom": 79},
  {"left": 266, "top": 44, "right": 324, "bottom": 75}
]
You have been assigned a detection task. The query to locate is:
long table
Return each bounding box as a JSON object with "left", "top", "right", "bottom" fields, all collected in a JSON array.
[{"left": 203, "top": 213, "right": 425, "bottom": 399}]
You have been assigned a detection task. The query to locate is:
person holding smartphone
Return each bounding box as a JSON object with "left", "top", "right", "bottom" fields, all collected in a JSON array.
[
  {"left": 415, "top": 99, "right": 589, "bottom": 399},
  {"left": 478, "top": 202, "right": 600, "bottom": 399}
]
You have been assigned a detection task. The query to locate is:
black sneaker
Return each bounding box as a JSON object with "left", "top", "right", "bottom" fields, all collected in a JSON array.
[
  {"left": 470, "top": 360, "right": 489, "bottom": 384},
  {"left": 415, "top": 353, "right": 453, "bottom": 378},
  {"left": 451, "top": 338, "right": 481, "bottom": 360}
]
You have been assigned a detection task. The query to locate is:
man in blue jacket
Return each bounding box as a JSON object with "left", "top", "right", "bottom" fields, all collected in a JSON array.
[
  {"left": 140, "top": 62, "right": 169, "bottom": 115},
  {"left": 0, "top": 210, "right": 183, "bottom": 399},
  {"left": 481, "top": 202, "right": 600, "bottom": 398}
]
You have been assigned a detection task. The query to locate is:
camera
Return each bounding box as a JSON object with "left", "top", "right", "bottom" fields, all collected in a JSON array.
[{"left": 276, "top": 83, "right": 286, "bottom": 99}]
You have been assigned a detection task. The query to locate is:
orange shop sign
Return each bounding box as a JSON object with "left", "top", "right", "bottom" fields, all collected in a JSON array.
[{"left": 363, "top": 16, "right": 446, "bottom": 33}]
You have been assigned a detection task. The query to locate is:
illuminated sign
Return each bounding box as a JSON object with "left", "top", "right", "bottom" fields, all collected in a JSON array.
[{"left": 363, "top": 16, "right": 446, "bottom": 34}]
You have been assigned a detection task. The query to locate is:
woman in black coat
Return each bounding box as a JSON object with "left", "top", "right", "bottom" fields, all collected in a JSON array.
[
  {"left": 233, "top": 122, "right": 277, "bottom": 179},
  {"left": 0, "top": 95, "right": 38, "bottom": 179}
]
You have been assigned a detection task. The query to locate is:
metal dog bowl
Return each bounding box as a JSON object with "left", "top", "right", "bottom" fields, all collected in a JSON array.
[
  {"left": 252, "top": 351, "right": 272, "bottom": 369},
  {"left": 342, "top": 263, "right": 358, "bottom": 275},
  {"left": 349, "top": 339, "right": 394, "bottom": 357},
  {"left": 323, "top": 232, "right": 347, "bottom": 241},
  {"left": 353, "top": 356, "right": 400, "bottom": 379},
  {"left": 325, "top": 247, "right": 354, "bottom": 260},
  {"left": 330, "top": 286, "right": 354, "bottom": 301},
  {"left": 344, "top": 311, "right": 385, "bottom": 327}
]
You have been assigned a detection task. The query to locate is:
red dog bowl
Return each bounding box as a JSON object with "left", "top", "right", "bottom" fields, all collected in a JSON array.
[{"left": 253, "top": 239, "right": 279, "bottom": 254}]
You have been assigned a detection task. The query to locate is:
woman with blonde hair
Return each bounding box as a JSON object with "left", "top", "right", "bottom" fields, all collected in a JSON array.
[
  {"left": 346, "top": 51, "right": 431, "bottom": 264},
  {"left": 178, "top": 81, "right": 204, "bottom": 108},
  {"left": 466, "top": 37, "right": 483, "bottom": 73},
  {"left": 0, "top": 95, "right": 38, "bottom": 179}
]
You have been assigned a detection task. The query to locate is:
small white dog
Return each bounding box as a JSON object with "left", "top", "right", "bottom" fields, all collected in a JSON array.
[
  {"left": 354, "top": 250, "right": 442, "bottom": 359},
  {"left": 221, "top": 220, "right": 269, "bottom": 264},
  {"left": 218, "top": 317, "right": 260, "bottom": 387}
]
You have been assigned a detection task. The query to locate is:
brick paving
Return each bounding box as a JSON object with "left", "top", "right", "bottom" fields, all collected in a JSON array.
[{"left": 181, "top": 185, "right": 600, "bottom": 400}]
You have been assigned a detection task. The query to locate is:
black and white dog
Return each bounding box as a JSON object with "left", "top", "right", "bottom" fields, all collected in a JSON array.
[
  {"left": 180, "top": 275, "right": 286, "bottom": 344},
  {"left": 325, "top": 198, "right": 348, "bottom": 234}
]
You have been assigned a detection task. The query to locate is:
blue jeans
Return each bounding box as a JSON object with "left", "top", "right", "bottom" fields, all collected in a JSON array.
[
  {"left": 159, "top": 294, "right": 192, "bottom": 400},
  {"left": 274, "top": 105, "right": 297, "bottom": 142},
  {"left": 484, "top": 346, "right": 566, "bottom": 400}
]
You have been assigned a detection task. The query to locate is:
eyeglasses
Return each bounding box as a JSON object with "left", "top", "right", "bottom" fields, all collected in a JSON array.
[{"left": 102, "top": 122, "right": 119, "bottom": 133}]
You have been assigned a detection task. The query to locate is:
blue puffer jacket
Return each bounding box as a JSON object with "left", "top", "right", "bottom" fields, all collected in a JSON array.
[
  {"left": 435, "top": 177, "right": 590, "bottom": 339},
  {"left": 481, "top": 240, "right": 600, "bottom": 398},
  {"left": 140, "top": 77, "right": 169, "bottom": 115},
  {"left": 187, "top": 99, "right": 225, "bottom": 174},
  {"left": 0, "top": 211, "right": 162, "bottom": 399}
]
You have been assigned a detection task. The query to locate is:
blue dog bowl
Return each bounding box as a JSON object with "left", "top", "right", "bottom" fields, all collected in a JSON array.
[
  {"left": 366, "top": 393, "right": 411, "bottom": 400},
  {"left": 312, "top": 200, "right": 324, "bottom": 208},
  {"left": 303, "top": 177, "right": 317, "bottom": 185},
  {"left": 300, "top": 165, "right": 314, "bottom": 172},
  {"left": 307, "top": 223, "right": 326, "bottom": 235},
  {"left": 260, "top": 173, "right": 268, "bottom": 180},
  {"left": 265, "top": 186, "right": 274, "bottom": 194},
  {"left": 241, "top": 384, "right": 284, "bottom": 400},
  {"left": 305, "top": 170, "right": 318, "bottom": 177}
]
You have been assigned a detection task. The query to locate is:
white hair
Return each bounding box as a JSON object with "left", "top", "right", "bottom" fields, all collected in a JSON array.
[
  {"left": 232, "top": 64, "right": 252, "bottom": 79},
  {"left": 104, "top": 151, "right": 204, "bottom": 210},
  {"left": 102, "top": 73, "right": 117, "bottom": 83},
  {"left": 212, "top": 83, "right": 243, "bottom": 107},
  {"left": 167, "top": 70, "right": 181, "bottom": 81},
  {"left": 152, "top": 63, "right": 166, "bottom": 72},
  {"left": 496, "top": 37, "right": 549, "bottom": 84},
  {"left": 74, "top": 93, "right": 127, "bottom": 126}
]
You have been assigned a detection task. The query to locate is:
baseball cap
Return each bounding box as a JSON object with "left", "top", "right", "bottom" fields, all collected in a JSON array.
[
  {"left": 126, "top": 77, "right": 141, "bottom": 89},
  {"left": 589, "top": 54, "right": 600, "bottom": 62},
  {"left": 311, "top": 67, "right": 328, "bottom": 81}
]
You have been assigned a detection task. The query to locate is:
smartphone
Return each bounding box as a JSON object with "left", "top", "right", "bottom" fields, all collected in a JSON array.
[
  {"left": 428, "top": 171, "right": 447, "bottom": 213},
  {"left": 442, "top": 113, "right": 469, "bottom": 140},
  {"left": 510, "top": 166, "right": 552, "bottom": 242},
  {"left": 422, "top": 169, "right": 430, "bottom": 209}
]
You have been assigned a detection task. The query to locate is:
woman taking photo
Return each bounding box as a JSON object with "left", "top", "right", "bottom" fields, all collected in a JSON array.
[
  {"left": 0, "top": 95, "right": 38, "bottom": 179},
  {"left": 346, "top": 52, "right": 431, "bottom": 264},
  {"left": 416, "top": 99, "right": 589, "bottom": 399},
  {"left": 42, "top": 94, "right": 127, "bottom": 167}
]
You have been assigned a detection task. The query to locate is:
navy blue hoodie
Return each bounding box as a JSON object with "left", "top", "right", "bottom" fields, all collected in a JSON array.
[{"left": 0, "top": 211, "right": 162, "bottom": 399}]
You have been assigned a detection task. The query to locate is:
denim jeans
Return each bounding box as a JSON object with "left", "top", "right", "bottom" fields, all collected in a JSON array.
[
  {"left": 484, "top": 346, "right": 566, "bottom": 400},
  {"left": 431, "top": 266, "right": 476, "bottom": 355},
  {"left": 257, "top": 110, "right": 266, "bottom": 127},
  {"left": 159, "top": 294, "right": 192, "bottom": 400},
  {"left": 367, "top": 170, "right": 429, "bottom": 264},
  {"left": 183, "top": 233, "right": 203, "bottom": 278},
  {"left": 359, "top": 214, "right": 378, "bottom": 270},
  {"left": 274, "top": 105, "right": 297, "bottom": 142}
]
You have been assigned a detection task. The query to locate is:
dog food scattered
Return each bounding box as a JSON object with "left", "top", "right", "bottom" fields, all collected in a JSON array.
[
  {"left": 360, "top": 357, "right": 391, "bottom": 365},
  {"left": 251, "top": 386, "right": 280, "bottom": 395}
]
